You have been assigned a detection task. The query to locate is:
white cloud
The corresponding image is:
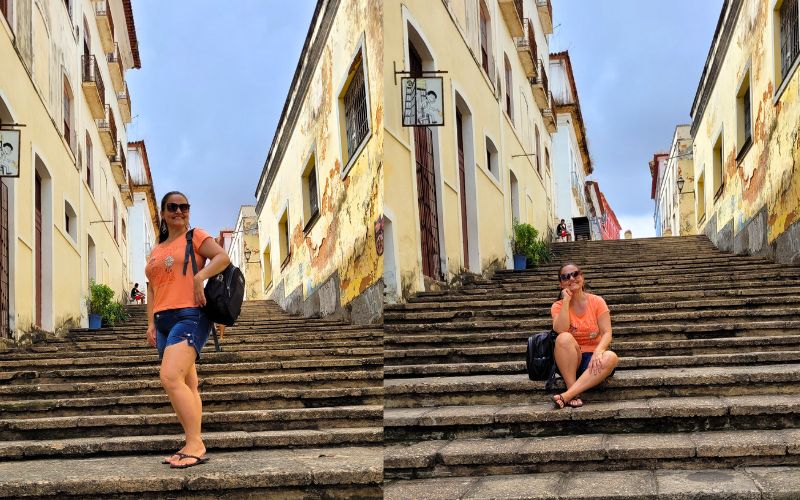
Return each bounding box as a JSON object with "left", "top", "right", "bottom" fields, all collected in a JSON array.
[{"left": 615, "top": 212, "right": 656, "bottom": 239}]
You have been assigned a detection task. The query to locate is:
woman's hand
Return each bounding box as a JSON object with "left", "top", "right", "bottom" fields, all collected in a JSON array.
[
  {"left": 146, "top": 324, "right": 156, "bottom": 347},
  {"left": 561, "top": 288, "right": 573, "bottom": 302},
  {"left": 193, "top": 275, "right": 206, "bottom": 307},
  {"left": 591, "top": 350, "right": 605, "bottom": 375}
]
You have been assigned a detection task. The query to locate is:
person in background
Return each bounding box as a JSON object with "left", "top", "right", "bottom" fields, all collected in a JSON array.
[
  {"left": 556, "top": 219, "right": 569, "bottom": 242},
  {"left": 130, "top": 283, "right": 145, "bottom": 304}
]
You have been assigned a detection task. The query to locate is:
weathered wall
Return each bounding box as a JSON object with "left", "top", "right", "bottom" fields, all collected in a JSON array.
[
  {"left": 693, "top": 0, "right": 800, "bottom": 263},
  {"left": 384, "top": 0, "right": 554, "bottom": 302},
  {"left": 257, "top": 0, "right": 383, "bottom": 324}
]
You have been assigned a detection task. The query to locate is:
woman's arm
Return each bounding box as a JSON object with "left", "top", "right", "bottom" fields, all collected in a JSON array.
[
  {"left": 594, "top": 311, "right": 612, "bottom": 354},
  {"left": 552, "top": 289, "right": 572, "bottom": 332},
  {"left": 146, "top": 283, "right": 156, "bottom": 346},
  {"left": 192, "top": 237, "right": 231, "bottom": 306}
]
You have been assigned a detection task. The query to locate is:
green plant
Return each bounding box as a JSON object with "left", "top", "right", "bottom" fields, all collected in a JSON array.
[
  {"left": 510, "top": 220, "right": 553, "bottom": 266},
  {"left": 87, "top": 280, "right": 129, "bottom": 326}
]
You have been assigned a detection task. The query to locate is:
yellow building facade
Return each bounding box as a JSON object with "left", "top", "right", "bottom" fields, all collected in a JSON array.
[
  {"left": 384, "top": 0, "right": 556, "bottom": 302},
  {"left": 691, "top": 0, "right": 800, "bottom": 262},
  {"left": 0, "top": 0, "right": 140, "bottom": 339},
  {"left": 254, "top": 0, "right": 383, "bottom": 324}
]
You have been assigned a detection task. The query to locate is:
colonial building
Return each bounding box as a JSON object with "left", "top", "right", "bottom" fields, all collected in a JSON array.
[
  {"left": 228, "top": 205, "right": 262, "bottom": 301},
  {"left": 126, "top": 140, "right": 157, "bottom": 300},
  {"left": 384, "top": 0, "right": 556, "bottom": 302},
  {"left": 651, "top": 125, "right": 696, "bottom": 237},
  {"left": 0, "top": 0, "right": 140, "bottom": 339},
  {"left": 585, "top": 180, "right": 621, "bottom": 240},
  {"left": 690, "top": 0, "right": 800, "bottom": 263},
  {"left": 254, "top": 0, "right": 383, "bottom": 323},
  {"left": 549, "top": 51, "right": 592, "bottom": 241}
]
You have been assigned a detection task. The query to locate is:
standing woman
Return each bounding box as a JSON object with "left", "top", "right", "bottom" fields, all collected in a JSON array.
[
  {"left": 550, "top": 262, "right": 618, "bottom": 409},
  {"left": 145, "top": 191, "right": 230, "bottom": 467}
]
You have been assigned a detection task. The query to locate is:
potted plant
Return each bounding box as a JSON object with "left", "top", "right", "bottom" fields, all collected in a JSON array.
[
  {"left": 510, "top": 221, "right": 553, "bottom": 270},
  {"left": 87, "top": 280, "right": 114, "bottom": 330}
]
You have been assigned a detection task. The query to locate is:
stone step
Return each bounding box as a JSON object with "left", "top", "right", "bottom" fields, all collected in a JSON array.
[
  {"left": 497, "top": 252, "right": 770, "bottom": 273},
  {"left": 0, "top": 427, "right": 382, "bottom": 461},
  {"left": 385, "top": 336, "right": 800, "bottom": 365},
  {"left": 383, "top": 364, "right": 800, "bottom": 408},
  {"left": 0, "top": 386, "right": 384, "bottom": 418},
  {"left": 384, "top": 466, "right": 800, "bottom": 499},
  {"left": 0, "top": 446, "right": 383, "bottom": 498},
  {"left": 0, "top": 369, "right": 382, "bottom": 401},
  {"left": 0, "top": 357, "right": 383, "bottom": 385},
  {"left": 383, "top": 351, "right": 800, "bottom": 378},
  {"left": 0, "top": 405, "right": 382, "bottom": 440},
  {"left": 384, "top": 394, "right": 800, "bottom": 442},
  {"left": 385, "top": 429, "right": 800, "bottom": 479}
]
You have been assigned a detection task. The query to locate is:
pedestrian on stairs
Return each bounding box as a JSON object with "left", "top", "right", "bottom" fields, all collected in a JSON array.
[
  {"left": 550, "top": 262, "right": 619, "bottom": 409},
  {"left": 144, "top": 191, "right": 230, "bottom": 468}
]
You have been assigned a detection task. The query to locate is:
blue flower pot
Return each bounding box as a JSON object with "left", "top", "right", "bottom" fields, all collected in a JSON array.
[
  {"left": 513, "top": 254, "right": 528, "bottom": 270},
  {"left": 88, "top": 314, "right": 102, "bottom": 330}
]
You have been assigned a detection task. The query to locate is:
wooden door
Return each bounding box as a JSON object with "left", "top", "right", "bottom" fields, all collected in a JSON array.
[
  {"left": 456, "top": 110, "right": 469, "bottom": 270},
  {"left": 35, "top": 174, "right": 42, "bottom": 327},
  {"left": 410, "top": 45, "right": 441, "bottom": 280},
  {"left": 0, "top": 182, "right": 8, "bottom": 338}
]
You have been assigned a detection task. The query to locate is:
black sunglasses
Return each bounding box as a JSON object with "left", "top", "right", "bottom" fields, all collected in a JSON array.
[
  {"left": 559, "top": 270, "right": 582, "bottom": 281},
  {"left": 166, "top": 203, "right": 190, "bottom": 213}
]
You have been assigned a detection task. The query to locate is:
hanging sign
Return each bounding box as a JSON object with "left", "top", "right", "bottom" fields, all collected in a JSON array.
[
  {"left": 402, "top": 77, "right": 444, "bottom": 127},
  {"left": 0, "top": 129, "right": 20, "bottom": 178}
]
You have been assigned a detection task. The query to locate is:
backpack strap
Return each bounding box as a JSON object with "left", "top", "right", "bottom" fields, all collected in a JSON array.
[{"left": 182, "top": 229, "right": 198, "bottom": 276}]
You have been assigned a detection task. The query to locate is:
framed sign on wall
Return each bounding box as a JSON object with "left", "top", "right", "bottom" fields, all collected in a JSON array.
[{"left": 402, "top": 77, "right": 444, "bottom": 127}]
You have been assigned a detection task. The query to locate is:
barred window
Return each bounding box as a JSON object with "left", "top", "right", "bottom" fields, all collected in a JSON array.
[
  {"left": 780, "top": 0, "right": 799, "bottom": 82},
  {"left": 344, "top": 57, "right": 369, "bottom": 159}
]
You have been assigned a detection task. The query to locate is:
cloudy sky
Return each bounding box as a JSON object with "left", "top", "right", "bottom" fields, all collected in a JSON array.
[
  {"left": 127, "top": 0, "right": 724, "bottom": 239},
  {"left": 550, "top": 0, "right": 723, "bottom": 237}
]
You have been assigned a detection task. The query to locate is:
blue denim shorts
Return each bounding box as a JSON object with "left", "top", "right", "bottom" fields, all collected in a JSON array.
[
  {"left": 559, "top": 352, "right": 616, "bottom": 378},
  {"left": 154, "top": 307, "right": 211, "bottom": 361}
]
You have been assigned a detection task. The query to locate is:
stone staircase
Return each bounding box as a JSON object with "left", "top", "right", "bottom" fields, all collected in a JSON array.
[
  {"left": 0, "top": 300, "right": 383, "bottom": 498},
  {"left": 383, "top": 235, "right": 800, "bottom": 499}
]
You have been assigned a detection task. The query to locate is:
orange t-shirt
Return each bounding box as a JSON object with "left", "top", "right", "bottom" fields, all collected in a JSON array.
[
  {"left": 145, "top": 228, "right": 212, "bottom": 313},
  {"left": 550, "top": 293, "right": 610, "bottom": 353}
]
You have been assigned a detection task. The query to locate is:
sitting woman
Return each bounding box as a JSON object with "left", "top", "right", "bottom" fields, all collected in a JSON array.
[{"left": 550, "top": 262, "right": 619, "bottom": 409}]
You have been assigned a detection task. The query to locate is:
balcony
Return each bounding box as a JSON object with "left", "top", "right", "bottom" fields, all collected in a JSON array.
[
  {"left": 94, "top": 0, "right": 115, "bottom": 53},
  {"left": 109, "top": 141, "right": 127, "bottom": 185},
  {"left": 96, "top": 105, "right": 118, "bottom": 156},
  {"left": 536, "top": 0, "right": 553, "bottom": 34},
  {"left": 514, "top": 19, "right": 538, "bottom": 79},
  {"left": 531, "top": 59, "right": 549, "bottom": 109},
  {"left": 107, "top": 42, "right": 125, "bottom": 93},
  {"left": 117, "top": 83, "right": 131, "bottom": 123},
  {"left": 499, "top": 0, "right": 524, "bottom": 38},
  {"left": 81, "top": 55, "right": 106, "bottom": 119},
  {"left": 543, "top": 92, "right": 556, "bottom": 133}
]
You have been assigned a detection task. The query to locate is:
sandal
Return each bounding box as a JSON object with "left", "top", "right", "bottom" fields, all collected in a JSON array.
[
  {"left": 551, "top": 394, "right": 567, "bottom": 409},
  {"left": 567, "top": 397, "right": 583, "bottom": 408},
  {"left": 162, "top": 451, "right": 182, "bottom": 465},
  {"left": 170, "top": 452, "right": 210, "bottom": 469}
]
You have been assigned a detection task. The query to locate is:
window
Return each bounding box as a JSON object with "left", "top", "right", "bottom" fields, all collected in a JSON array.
[
  {"left": 63, "top": 78, "right": 74, "bottom": 150},
  {"left": 535, "top": 125, "right": 541, "bottom": 176},
  {"left": 736, "top": 71, "right": 752, "bottom": 161},
  {"left": 302, "top": 151, "right": 320, "bottom": 231},
  {"left": 545, "top": 147, "right": 551, "bottom": 173},
  {"left": 479, "top": 2, "right": 491, "bottom": 75},
  {"left": 778, "top": 0, "right": 799, "bottom": 83},
  {"left": 712, "top": 133, "right": 723, "bottom": 198},
  {"left": 121, "top": 218, "right": 126, "bottom": 241},
  {"left": 342, "top": 52, "right": 369, "bottom": 165},
  {"left": 278, "top": 209, "right": 290, "bottom": 267},
  {"left": 504, "top": 55, "right": 513, "bottom": 119},
  {"left": 85, "top": 132, "right": 93, "bottom": 192},
  {"left": 263, "top": 245, "right": 272, "bottom": 290},
  {"left": 64, "top": 201, "right": 77, "bottom": 241},
  {"left": 485, "top": 137, "right": 499, "bottom": 179},
  {"left": 112, "top": 198, "right": 118, "bottom": 242},
  {"left": 697, "top": 170, "right": 706, "bottom": 223}
]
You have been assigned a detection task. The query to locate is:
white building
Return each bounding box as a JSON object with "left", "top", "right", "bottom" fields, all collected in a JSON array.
[
  {"left": 126, "top": 141, "right": 157, "bottom": 299},
  {"left": 651, "top": 125, "right": 694, "bottom": 237},
  {"left": 229, "top": 205, "right": 262, "bottom": 300},
  {"left": 549, "top": 51, "right": 592, "bottom": 240}
]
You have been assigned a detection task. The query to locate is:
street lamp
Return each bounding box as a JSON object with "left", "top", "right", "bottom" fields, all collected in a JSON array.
[{"left": 676, "top": 175, "right": 685, "bottom": 193}]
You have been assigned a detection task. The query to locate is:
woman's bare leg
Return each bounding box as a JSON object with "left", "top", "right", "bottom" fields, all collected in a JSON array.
[
  {"left": 553, "top": 332, "right": 582, "bottom": 390},
  {"left": 160, "top": 341, "right": 206, "bottom": 465},
  {"left": 560, "top": 350, "right": 619, "bottom": 402}
]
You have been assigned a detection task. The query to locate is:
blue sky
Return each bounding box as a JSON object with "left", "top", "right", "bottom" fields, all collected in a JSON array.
[
  {"left": 550, "top": 0, "right": 723, "bottom": 237},
  {"left": 126, "top": 0, "right": 317, "bottom": 234}
]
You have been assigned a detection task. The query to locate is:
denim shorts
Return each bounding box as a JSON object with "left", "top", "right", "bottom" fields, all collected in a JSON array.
[
  {"left": 154, "top": 307, "right": 211, "bottom": 361},
  {"left": 559, "top": 352, "right": 616, "bottom": 378}
]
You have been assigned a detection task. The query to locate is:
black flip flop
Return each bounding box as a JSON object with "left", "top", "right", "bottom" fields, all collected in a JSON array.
[
  {"left": 162, "top": 451, "right": 182, "bottom": 465},
  {"left": 169, "top": 452, "right": 210, "bottom": 469}
]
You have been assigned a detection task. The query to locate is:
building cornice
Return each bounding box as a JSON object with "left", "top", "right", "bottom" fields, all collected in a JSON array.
[{"left": 122, "top": 0, "right": 141, "bottom": 69}]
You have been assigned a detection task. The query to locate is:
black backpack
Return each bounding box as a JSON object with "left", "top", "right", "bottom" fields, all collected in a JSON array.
[
  {"left": 526, "top": 330, "right": 559, "bottom": 389},
  {"left": 182, "top": 229, "right": 246, "bottom": 349}
]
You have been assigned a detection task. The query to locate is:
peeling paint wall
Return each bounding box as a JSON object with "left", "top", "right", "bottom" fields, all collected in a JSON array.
[
  {"left": 256, "top": 0, "right": 383, "bottom": 321},
  {"left": 693, "top": 0, "right": 800, "bottom": 262},
  {"left": 384, "top": 0, "right": 555, "bottom": 302}
]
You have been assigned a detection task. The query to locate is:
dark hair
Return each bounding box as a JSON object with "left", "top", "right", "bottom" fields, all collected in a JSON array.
[
  {"left": 1, "top": 143, "right": 11, "bottom": 150},
  {"left": 427, "top": 90, "right": 437, "bottom": 98},
  {"left": 158, "top": 191, "right": 189, "bottom": 243},
  {"left": 557, "top": 262, "right": 584, "bottom": 300},
  {"left": 134, "top": 283, "right": 139, "bottom": 287}
]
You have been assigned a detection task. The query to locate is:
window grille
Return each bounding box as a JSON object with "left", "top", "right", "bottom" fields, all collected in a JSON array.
[
  {"left": 780, "top": 0, "right": 799, "bottom": 81},
  {"left": 308, "top": 167, "right": 319, "bottom": 218},
  {"left": 344, "top": 59, "right": 369, "bottom": 159}
]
